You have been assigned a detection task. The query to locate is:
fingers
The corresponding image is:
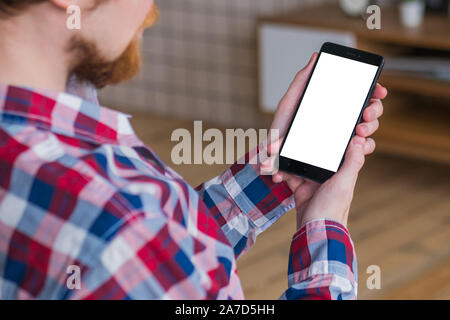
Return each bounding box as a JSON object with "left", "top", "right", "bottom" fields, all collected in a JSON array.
[
  {"left": 372, "top": 83, "right": 388, "bottom": 100},
  {"left": 293, "top": 180, "right": 320, "bottom": 208},
  {"left": 363, "top": 99, "right": 383, "bottom": 122},
  {"left": 338, "top": 136, "right": 365, "bottom": 181},
  {"left": 363, "top": 138, "right": 376, "bottom": 155},
  {"left": 273, "top": 170, "right": 305, "bottom": 187},
  {"left": 273, "top": 171, "right": 285, "bottom": 183},
  {"left": 285, "top": 175, "right": 305, "bottom": 191},
  {"left": 273, "top": 171, "right": 319, "bottom": 207},
  {"left": 356, "top": 119, "right": 379, "bottom": 137}
]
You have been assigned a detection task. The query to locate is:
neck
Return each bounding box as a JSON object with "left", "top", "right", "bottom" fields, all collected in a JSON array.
[{"left": 0, "top": 16, "right": 70, "bottom": 93}]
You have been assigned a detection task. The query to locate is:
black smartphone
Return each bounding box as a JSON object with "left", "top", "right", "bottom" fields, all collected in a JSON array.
[{"left": 278, "top": 42, "right": 384, "bottom": 183}]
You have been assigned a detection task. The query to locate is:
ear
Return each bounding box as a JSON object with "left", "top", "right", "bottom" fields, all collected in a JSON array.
[
  {"left": 49, "top": 0, "right": 73, "bottom": 10},
  {"left": 49, "top": 0, "right": 93, "bottom": 10}
]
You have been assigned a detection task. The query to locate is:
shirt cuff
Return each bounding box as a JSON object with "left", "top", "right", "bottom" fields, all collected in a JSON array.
[
  {"left": 220, "top": 146, "right": 294, "bottom": 235},
  {"left": 288, "top": 219, "right": 357, "bottom": 290}
]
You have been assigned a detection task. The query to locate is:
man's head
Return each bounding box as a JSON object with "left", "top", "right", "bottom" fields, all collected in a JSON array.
[{"left": 0, "top": 0, "right": 159, "bottom": 89}]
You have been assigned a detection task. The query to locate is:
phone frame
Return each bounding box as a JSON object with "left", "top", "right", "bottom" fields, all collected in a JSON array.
[{"left": 278, "top": 42, "right": 384, "bottom": 183}]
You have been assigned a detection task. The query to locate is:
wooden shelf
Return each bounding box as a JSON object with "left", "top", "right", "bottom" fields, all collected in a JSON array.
[
  {"left": 381, "top": 73, "right": 450, "bottom": 99},
  {"left": 260, "top": 4, "right": 450, "bottom": 51},
  {"left": 375, "top": 106, "right": 450, "bottom": 163}
]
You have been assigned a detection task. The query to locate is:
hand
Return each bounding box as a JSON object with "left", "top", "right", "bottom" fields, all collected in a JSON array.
[
  {"left": 294, "top": 136, "right": 366, "bottom": 228},
  {"left": 268, "top": 53, "right": 388, "bottom": 228}
]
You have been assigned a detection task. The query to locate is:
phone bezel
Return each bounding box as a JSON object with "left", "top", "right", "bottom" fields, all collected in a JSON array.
[{"left": 278, "top": 42, "right": 385, "bottom": 183}]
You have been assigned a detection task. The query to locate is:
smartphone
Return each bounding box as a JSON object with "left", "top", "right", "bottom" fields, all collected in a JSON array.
[{"left": 278, "top": 42, "right": 384, "bottom": 183}]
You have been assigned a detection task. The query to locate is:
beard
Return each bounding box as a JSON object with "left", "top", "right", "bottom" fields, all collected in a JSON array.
[
  {"left": 68, "top": 4, "right": 159, "bottom": 89},
  {"left": 68, "top": 36, "right": 142, "bottom": 89}
]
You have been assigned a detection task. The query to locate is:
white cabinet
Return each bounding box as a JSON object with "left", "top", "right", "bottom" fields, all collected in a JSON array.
[{"left": 258, "top": 23, "right": 356, "bottom": 112}]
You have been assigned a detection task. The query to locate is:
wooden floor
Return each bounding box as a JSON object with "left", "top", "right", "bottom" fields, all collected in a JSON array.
[{"left": 129, "top": 112, "right": 450, "bottom": 300}]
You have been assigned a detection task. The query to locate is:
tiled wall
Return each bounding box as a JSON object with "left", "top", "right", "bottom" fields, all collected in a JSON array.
[{"left": 99, "top": 0, "right": 331, "bottom": 128}]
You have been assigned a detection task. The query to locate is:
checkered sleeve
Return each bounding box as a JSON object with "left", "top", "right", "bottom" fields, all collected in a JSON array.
[
  {"left": 196, "top": 146, "right": 294, "bottom": 259},
  {"left": 280, "top": 219, "right": 358, "bottom": 300}
]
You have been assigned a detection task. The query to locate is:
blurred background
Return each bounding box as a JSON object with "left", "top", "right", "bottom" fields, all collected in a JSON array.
[{"left": 99, "top": 0, "right": 450, "bottom": 299}]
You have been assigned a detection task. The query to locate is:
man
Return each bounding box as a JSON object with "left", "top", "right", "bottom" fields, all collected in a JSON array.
[{"left": 0, "top": 0, "right": 387, "bottom": 299}]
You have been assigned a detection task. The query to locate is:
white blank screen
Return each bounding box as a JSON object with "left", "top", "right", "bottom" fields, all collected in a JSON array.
[{"left": 280, "top": 52, "right": 378, "bottom": 172}]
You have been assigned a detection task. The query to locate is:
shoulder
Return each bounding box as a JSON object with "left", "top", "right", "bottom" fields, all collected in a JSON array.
[{"left": 0, "top": 122, "right": 170, "bottom": 235}]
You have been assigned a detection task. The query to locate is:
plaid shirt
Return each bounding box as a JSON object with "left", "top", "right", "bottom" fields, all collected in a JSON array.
[{"left": 0, "top": 84, "right": 357, "bottom": 300}]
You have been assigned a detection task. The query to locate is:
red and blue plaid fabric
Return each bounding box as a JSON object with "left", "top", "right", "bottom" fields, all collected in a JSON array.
[{"left": 0, "top": 84, "right": 357, "bottom": 299}]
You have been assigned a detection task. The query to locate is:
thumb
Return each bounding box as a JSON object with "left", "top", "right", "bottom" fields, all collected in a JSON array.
[
  {"left": 260, "top": 136, "right": 283, "bottom": 174},
  {"left": 279, "top": 52, "right": 318, "bottom": 107},
  {"left": 266, "top": 134, "right": 283, "bottom": 155},
  {"left": 337, "top": 136, "right": 365, "bottom": 181},
  {"left": 272, "top": 53, "right": 319, "bottom": 133},
  {"left": 296, "top": 52, "right": 319, "bottom": 84}
]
